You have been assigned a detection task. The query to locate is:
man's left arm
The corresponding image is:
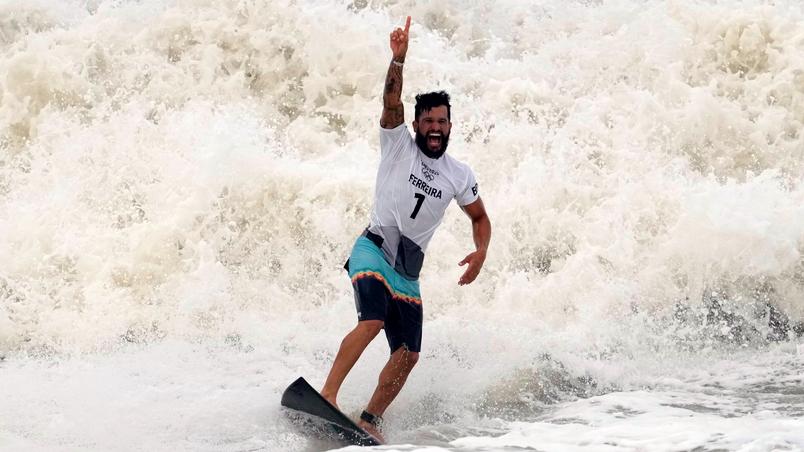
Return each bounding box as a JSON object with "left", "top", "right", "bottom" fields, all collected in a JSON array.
[{"left": 458, "top": 197, "right": 491, "bottom": 285}]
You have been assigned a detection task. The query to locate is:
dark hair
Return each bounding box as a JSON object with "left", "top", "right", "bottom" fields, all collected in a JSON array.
[{"left": 414, "top": 91, "right": 451, "bottom": 121}]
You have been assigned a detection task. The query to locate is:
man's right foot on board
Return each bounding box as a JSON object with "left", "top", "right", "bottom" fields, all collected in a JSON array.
[{"left": 320, "top": 392, "right": 339, "bottom": 410}]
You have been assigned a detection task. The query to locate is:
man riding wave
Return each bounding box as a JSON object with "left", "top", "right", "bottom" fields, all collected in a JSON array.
[{"left": 320, "top": 16, "right": 492, "bottom": 444}]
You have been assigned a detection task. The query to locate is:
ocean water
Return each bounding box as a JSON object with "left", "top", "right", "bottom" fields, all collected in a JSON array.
[{"left": 1, "top": 0, "right": 804, "bottom": 451}]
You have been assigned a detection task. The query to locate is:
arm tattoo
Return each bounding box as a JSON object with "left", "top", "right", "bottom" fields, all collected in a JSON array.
[{"left": 380, "top": 61, "right": 404, "bottom": 128}]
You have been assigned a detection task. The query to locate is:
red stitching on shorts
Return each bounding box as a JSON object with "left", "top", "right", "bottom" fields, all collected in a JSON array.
[{"left": 351, "top": 271, "right": 422, "bottom": 305}]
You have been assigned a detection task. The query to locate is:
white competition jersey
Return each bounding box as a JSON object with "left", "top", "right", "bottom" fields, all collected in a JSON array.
[{"left": 367, "top": 124, "right": 479, "bottom": 280}]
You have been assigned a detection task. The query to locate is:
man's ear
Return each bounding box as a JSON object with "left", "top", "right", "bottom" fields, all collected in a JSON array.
[{"left": 412, "top": 120, "right": 419, "bottom": 132}]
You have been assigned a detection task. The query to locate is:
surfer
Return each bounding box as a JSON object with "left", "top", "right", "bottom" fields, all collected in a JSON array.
[{"left": 320, "top": 16, "right": 491, "bottom": 443}]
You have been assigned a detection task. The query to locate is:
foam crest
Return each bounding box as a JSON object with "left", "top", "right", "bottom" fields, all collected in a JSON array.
[{"left": 1, "top": 0, "right": 803, "bottom": 361}]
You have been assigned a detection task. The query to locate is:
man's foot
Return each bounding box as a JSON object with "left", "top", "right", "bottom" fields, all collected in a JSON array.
[
  {"left": 320, "top": 392, "right": 339, "bottom": 410},
  {"left": 358, "top": 419, "right": 385, "bottom": 444}
]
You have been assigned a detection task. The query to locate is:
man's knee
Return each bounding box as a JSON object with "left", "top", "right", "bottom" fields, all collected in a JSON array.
[
  {"left": 406, "top": 351, "right": 419, "bottom": 368},
  {"left": 354, "top": 320, "right": 384, "bottom": 338},
  {"left": 393, "top": 347, "right": 419, "bottom": 370}
]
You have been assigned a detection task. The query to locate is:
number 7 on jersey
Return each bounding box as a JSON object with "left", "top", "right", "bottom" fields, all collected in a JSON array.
[{"left": 410, "top": 193, "right": 425, "bottom": 219}]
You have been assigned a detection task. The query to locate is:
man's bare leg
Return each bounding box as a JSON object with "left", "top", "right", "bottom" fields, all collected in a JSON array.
[
  {"left": 321, "top": 320, "right": 384, "bottom": 408},
  {"left": 357, "top": 346, "right": 420, "bottom": 442}
]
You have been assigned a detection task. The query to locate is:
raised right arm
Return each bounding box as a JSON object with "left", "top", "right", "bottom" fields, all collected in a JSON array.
[{"left": 380, "top": 16, "right": 410, "bottom": 129}]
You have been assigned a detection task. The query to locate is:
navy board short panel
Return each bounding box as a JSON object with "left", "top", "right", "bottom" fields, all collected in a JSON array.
[
  {"left": 352, "top": 275, "right": 388, "bottom": 322},
  {"left": 382, "top": 287, "right": 422, "bottom": 353}
]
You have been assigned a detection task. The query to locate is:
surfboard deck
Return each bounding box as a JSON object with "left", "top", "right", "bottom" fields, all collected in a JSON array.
[{"left": 280, "top": 377, "right": 382, "bottom": 447}]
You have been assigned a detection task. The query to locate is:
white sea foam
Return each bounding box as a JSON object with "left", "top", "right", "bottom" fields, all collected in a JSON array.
[{"left": 1, "top": 0, "right": 804, "bottom": 451}]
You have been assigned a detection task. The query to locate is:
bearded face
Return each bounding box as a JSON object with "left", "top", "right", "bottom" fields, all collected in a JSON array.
[{"left": 413, "top": 105, "right": 451, "bottom": 159}]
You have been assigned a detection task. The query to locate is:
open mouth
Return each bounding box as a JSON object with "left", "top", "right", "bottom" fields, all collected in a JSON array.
[{"left": 427, "top": 133, "right": 442, "bottom": 148}]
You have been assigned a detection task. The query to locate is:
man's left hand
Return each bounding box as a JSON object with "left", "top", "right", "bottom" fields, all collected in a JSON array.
[{"left": 458, "top": 249, "right": 486, "bottom": 285}]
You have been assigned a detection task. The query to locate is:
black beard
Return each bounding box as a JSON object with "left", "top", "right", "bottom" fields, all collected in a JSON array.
[{"left": 415, "top": 132, "right": 450, "bottom": 159}]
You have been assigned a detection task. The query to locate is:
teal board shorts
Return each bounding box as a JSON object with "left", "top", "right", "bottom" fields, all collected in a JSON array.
[{"left": 344, "top": 234, "right": 423, "bottom": 353}]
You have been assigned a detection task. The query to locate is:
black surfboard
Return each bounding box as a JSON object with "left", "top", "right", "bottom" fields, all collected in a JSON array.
[{"left": 281, "top": 377, "right": 382, "bottom": 446}]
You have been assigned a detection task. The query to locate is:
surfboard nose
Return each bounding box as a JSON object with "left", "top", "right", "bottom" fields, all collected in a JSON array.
[{"left": 281, "top": 376, "right": 382, "bottom": 446}]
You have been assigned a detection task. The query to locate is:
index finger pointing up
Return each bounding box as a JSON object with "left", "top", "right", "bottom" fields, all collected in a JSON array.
[{"left": 404, "top": 16, "right": 411, "bottom": 33}]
